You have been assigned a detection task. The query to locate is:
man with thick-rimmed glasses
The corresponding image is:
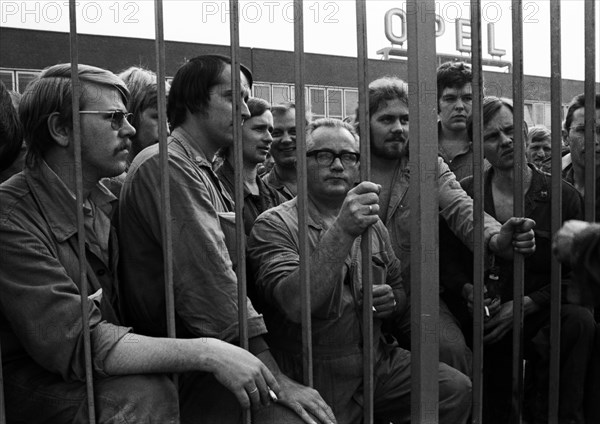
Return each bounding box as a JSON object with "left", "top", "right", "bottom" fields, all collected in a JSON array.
[{"left": 249, "top": 118, "right": 472, "bottom": 424}]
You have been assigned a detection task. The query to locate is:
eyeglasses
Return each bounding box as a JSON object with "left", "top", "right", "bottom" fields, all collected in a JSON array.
[
  {"left": 79, "top": 110, "right": 133, "bottom": 130},
  {"left": 306, "top": 149, "right": 360, "bottom": 167}
]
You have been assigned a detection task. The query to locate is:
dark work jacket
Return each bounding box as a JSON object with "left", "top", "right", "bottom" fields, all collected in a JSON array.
[
  {"left": 460, "top": 164, "right": 583, "bottom": 306},
  {"left": 215, "top": 159, "right": 286, "bottom": 236},
  {"left": 0, "top": 162, "right": 129, "bottom": 382}
]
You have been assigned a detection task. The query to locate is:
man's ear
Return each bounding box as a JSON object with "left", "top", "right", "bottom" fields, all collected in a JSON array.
[
  {"left": 562, "top": 129, "right": 570, "bottom": 147},
  {"left": 47, "top": 112, "right": 71, "bottom": 148}
]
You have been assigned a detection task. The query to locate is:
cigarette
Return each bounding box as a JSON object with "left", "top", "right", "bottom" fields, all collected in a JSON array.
[
  {"left": 484, "top": 306, "right": 490, "bottom": 317},
  {"left": 269, "top": 389, "right": 278, "bottom": 402},
  {"left": 372, "top": 306, "right": 377, "bottom": 312}
]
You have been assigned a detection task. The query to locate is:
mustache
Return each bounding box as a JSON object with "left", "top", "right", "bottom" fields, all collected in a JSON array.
[{"left": 387, "top": 135, "right": 408, "bottom": 143}]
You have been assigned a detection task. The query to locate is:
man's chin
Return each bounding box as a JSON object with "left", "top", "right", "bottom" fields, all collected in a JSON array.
[
  {"left": 372, "top": 146, "right": 406, "bottom": 160},
  {"left": 278, "top": 158, "right": 297, "bottom": 168}
]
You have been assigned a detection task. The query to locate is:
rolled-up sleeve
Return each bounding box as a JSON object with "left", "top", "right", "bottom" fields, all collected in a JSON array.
[
  {"left": 248, "top": 206, "right": 348, "bottom": 320},
  {"left": 0, "top": 221, "right": 130, "bottom": 382},
  {"left": 437, "top": 158, "right": 501, "bottom": 250},
  {"left": 248, "top": 211, "right": 300, "bottom": 309}
]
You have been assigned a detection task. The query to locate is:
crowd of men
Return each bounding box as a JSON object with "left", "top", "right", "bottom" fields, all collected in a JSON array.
[{"left": 0, "top": 55, "right": 598, "bottom": 424}]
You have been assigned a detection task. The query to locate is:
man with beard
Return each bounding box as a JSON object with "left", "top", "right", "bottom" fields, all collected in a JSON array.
[{"left": 355, "top": 77, "right": 536, "bottom": 377}]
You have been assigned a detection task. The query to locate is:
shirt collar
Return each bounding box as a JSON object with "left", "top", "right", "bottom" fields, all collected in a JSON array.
[
  {"left": 218, "top": 159, "right": 253, "bottom": 198},
  {"left": 170, "top": 127, "right": 213, "bottom": 168},
  {"left": 289, "top": 196, "right": 335, "bottom": 231},
  {"left": 26, "top": 160, "right": 117, "bottom": 242},
  {"left": 484, "top": 163, "right": 550, "bottom": 205}
]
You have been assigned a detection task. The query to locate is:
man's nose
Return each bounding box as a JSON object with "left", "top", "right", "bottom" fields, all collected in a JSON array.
[
  {"left": 390, "top": 119, "right": 403, "bottom": 133},
  {"left": 121, "top": 118, "right": 136, "bottom": 138},
  {"left": 241, "top": 101, "right": 250, "bottom": 121},
  {"left": 500, "top": 131, "right": 513, "bottom": 146},
  {"left": 264, "top": 131, "right": 273, "bottom": 144},
  {"left": 330, "top": 157, "right": 344, "bottom": 170},
  {"left": 281, "top": 131, "right": 293, "bottom": 143},
  {"left": 454, "top": 98, "right": 465, "bottom": 110}
]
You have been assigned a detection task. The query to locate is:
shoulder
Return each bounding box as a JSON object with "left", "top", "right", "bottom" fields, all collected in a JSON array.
[
  {"left": 561, "top": 178, "right": 583, "bottom": 205},
  {"left": 459, "top": 174, "right": 474, "bottom": 193},
  {"left": 0, "top": 172, "right": 34, "bottom": 226}
]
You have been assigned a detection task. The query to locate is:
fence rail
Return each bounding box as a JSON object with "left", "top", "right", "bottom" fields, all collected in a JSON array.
[{"left": 0, "top": 1, "right": 597, "bottom": 423}]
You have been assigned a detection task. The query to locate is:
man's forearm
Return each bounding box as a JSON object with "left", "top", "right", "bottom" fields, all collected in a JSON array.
[{"left": 103, "top": 334, "right": 223, "bottom": 376}]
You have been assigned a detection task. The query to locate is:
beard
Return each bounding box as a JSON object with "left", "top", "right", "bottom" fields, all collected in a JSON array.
[{"left": 370, "top": 139, "right": 409, "bottom": 160}]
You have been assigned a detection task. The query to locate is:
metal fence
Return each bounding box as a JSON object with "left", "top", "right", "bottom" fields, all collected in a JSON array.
[{"left": 0, "top": 1, "right": 597, "bottom": 423}]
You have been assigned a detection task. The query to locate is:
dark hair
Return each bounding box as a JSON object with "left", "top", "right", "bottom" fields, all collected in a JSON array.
[
  {"left": 466, "top": 96, "right": 531, "bottom": 143},
  {"left": 0, "top": 81, "right": 23, "bottom": 172},
  {"left": 564, "top": 93, "right": 600, "bottom": 133},
  {"left": 368, "top": 77, "right": 408, "bottom": 117},
  {"left": 436, "top": 61, "right": 472, "bottom": 107},
  {"left": 353, "top": 76, "right": 408, "bottom": 131},
  {"left": 167, "top": 55, "right": 252, "bottom": 129},
  {"left": 468, "top": 96, "right": 513, "bottom": 141},
  {"left": 247, "top": 97, "right": 271, "bottom": 118},
  {"left": 214, "top": 97, "right": 271, "bottom": 161},
  {"left": 19, "top": 63, "right": 129, "bottom": 167}
]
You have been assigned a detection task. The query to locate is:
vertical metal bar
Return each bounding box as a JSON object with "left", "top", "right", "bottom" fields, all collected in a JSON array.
[
  {"left": 154, "top": 0, "right": 176, "bottom": 344},
  {"left": 355, "top": 2, "right": 374, "bottom": 423},
  {"left": 470, "top": 1, "right": 485, "bottom": 422},
  {"left": 154, "top": 0, "right": 178, "bottom": 392},
  {"left": 548, "top": 1, "right": 563, "bottom": 422},
  {"left": 407, "top": 1, "right": 439, "bottom": 422},
  {"left": 229, "top": 0, "right": 249, "bottom": 353},
  {"left": 0, "top": 340, "right": 5, "bottom": 423},
  {"left": 584, "top": 0, "right": 597, "bottom": 222},
  {"left": 293, "top": 0, "right": 313, "bottom": 388},
  {"left": 68, "top": 1, "right": 96, "bottom": 422},
  {"left": 229, "top": 5, "right": 249, "bottom": 422},
  {"left": 511, "top": 1, "right": 526, "bottom": 422}
]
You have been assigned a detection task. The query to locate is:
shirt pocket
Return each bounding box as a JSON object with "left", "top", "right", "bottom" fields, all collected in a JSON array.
[{"left": 217, "top": 211, "right": 244, "bottom": 270}]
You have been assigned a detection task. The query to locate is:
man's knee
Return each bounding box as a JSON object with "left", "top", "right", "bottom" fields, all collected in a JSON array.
[
  {"left": 439, "top": 318, "right": 472, "bottom": 376},
  {"left": 253, "top": 402, "right": 308, "bottom": 424},
  {"left": 94, "top": 374, "right": 179, "bottom": 424},
  {"left": 561, "top": 305, "right": 595, "bottom": 346},
  {"left": 438, "top": 363, "right": 472, "bottom": 422}
]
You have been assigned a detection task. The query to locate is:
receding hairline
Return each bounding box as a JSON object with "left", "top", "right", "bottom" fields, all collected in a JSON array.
[{"left": 307, "top": 122, "right": 359, "bottom": 152}]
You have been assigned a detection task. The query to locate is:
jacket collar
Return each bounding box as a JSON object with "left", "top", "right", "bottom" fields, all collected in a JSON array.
[
  {"left": 483, "top": 163, "right": 550, "bottom": 216},
  {"left": 170, "top": 127, "right": 213, "bottom": 169},
  {"left": 26, "top": 160, "right": 116, "bottom": 243},
  {"left": 216, "top": 159, "right": 252, "bottom": 199}
]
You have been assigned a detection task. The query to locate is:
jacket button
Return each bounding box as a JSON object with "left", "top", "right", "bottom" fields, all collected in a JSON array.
[{"left": 96, "top": 269, "right": 106, "bottom": 276}]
